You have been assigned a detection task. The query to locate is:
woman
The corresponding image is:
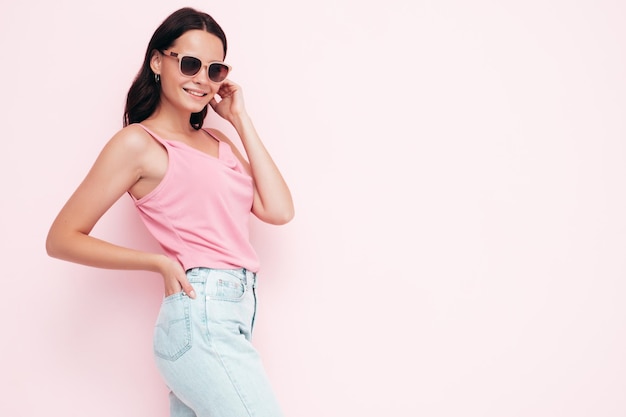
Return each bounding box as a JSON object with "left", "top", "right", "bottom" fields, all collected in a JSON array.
[{"left": 46, "top": 7, "right": 293, "bottom": 417}]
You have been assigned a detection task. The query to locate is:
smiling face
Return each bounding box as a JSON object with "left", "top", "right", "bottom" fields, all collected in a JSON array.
[{"left": 151, "top": 29, "right": 227, "bottom": 116}]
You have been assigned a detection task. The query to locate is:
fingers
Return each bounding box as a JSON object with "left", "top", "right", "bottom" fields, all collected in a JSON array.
[
  {"left": 217, "top": 80, "right": 240, "bottom": 98},
  {"left": 159, "top": 256, "right": 197, "bottom": 299},
  {"left": 219, "top": 79, "right": 236, "bottom": 90},
  {"left": 179, "top": 275, "right": 197, "bottom": 299}
]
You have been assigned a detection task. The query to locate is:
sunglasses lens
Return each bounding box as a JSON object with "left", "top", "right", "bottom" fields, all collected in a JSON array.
[
  {"left": 208, "top": 63, "right": 229, "bottom": 82},
  {"left": 180, "top": 56, "right": 202, "bottom": 76}
]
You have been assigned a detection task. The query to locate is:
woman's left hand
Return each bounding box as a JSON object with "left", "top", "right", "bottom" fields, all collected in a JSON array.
[{"left": 209, "top": 80, "right": 246, "bottom": 122}]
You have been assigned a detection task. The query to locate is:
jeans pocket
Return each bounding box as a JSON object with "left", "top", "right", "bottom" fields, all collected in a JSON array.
[
  {"left": 153, "top": 292, "right": 192, "bottom": 361},
  {"left": 207, "top": 273, "right": 247, "bottom": 302}
]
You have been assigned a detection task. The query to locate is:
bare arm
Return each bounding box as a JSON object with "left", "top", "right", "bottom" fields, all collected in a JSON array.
[
  {"left": 46, "top": 126, "right": 195, "bottom": 298},
  {"left": 210, "top": 80, "right": 295, "bottom": 225}
]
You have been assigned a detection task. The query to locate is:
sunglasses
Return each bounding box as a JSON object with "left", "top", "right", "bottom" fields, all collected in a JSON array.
[{"left": 161, "top": 50, "right": 231, "bottom": 83}]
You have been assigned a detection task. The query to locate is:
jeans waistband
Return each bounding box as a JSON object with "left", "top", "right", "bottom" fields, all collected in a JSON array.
[{"left": 186, "top": 267, "right": 257, "bottom": 288}]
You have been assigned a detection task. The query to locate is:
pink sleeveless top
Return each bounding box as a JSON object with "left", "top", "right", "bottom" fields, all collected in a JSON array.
[{"left": 131, "top": 124, "right": 260, "bottom": 272}]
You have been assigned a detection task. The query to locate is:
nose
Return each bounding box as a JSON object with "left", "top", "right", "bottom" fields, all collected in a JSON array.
[{"left": 193, "top": 65, "right": 211, "bottom": 84}]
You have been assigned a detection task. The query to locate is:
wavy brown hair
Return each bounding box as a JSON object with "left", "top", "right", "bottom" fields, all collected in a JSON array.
[{"left": 123, "top": 7, "right": 227, "bottom": 130}]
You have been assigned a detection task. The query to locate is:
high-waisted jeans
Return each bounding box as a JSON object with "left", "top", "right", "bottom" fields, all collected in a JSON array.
[{"left": 153, "top": 267, "right": 284, "bottom": 417}]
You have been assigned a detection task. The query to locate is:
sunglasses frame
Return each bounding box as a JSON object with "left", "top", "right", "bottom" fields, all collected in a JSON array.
[{"left": 161, "top": 50, "right": 231, "bottom": 83}]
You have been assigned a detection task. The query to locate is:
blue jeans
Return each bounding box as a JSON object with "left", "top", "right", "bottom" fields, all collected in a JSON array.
[{"left": 153, "top": 267, "right": 284, "bottom": 417}]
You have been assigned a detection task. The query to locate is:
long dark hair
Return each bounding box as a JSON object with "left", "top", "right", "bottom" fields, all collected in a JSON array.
[{"left": 123, "top": 7, "right": 228, "bottom": 130}]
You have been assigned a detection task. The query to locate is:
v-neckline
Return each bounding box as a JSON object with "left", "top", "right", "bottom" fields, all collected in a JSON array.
[{"left": 139, "top": 124, "right": 221, "bottom": 160}]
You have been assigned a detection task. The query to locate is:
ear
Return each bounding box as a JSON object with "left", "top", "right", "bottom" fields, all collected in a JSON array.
[{"left": 149, "top": 50, "right": 162, "bottom": 75}]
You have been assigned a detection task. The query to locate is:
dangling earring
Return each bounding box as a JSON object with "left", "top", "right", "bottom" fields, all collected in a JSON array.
[{"left": 154, "top": 73, "right": 160, "bottom": 83}]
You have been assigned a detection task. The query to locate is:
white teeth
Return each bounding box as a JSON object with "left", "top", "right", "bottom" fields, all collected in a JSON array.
[{"left": 185, "top": 89, "right": 205, "bottom": 97}]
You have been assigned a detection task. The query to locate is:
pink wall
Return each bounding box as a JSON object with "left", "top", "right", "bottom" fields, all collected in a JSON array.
[{"left": 2, "top": 0, "right": 626, "bottom": 416}]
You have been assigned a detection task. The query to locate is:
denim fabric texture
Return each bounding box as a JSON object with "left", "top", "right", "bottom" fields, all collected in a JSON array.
[{"left": 153, "top": 267, "right": 283, "bottom": 417}]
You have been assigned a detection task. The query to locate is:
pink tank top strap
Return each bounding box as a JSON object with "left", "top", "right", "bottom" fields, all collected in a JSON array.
[
  {"left": 201, "top": 128, "right": 218, "bottom": 141},
  {"left": 136, "top": 123, "right": 170, "bottom": 147}
]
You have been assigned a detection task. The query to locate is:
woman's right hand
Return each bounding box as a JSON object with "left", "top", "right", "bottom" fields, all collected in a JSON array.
[
  {"left": 46, "top": 126, "right": 197, "bottom": 301},
  {"left": 158, "top": 255, "right": 197, "bottom": 299}
]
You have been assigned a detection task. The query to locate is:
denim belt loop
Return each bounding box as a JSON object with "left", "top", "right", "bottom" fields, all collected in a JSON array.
[{"left": 242, "top": 268, "right": 257, "bottom": 289}]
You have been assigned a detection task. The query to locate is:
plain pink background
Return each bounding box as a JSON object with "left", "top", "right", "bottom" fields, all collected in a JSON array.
[{"left": 2, "top": 0, "right": 626, "bottom": 416}]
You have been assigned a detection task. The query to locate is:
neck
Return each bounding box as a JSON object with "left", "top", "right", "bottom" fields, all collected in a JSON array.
[{"left": 147, "top": 102, "right": 201, "bottom": 134}]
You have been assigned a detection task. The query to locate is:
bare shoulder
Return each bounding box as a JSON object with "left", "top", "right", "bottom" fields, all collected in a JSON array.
[
  {"left": 85, "top": 125, "right": 164, "bottom": 184},
  {"left": 105, "top": 124, "right": 155, "bottom": 154}
]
